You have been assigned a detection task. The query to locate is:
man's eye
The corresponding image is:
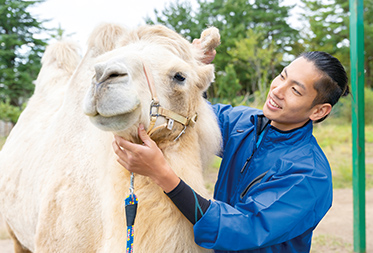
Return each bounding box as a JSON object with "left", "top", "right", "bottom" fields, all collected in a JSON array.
[
  {"left": 279, "top": 73, "right": 285, "bottom": 80},
  {"left": 292, "top": 87, "right": 301, "bottom": 95}
]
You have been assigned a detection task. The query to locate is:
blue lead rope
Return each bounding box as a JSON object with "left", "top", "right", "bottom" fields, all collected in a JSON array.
[{"left": 125, "top": 173, "right": 138, "bottom": 253}]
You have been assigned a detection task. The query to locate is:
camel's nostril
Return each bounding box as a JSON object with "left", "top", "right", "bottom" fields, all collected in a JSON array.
[
  {"left": 94, "top": 61, "right": 129, "bottom": 84},
  {"left": 107, "top": 72, "right": 128, "bottom": 80},
  {"left": 109, "top": 73, "right": 120, "bottom": 78}
]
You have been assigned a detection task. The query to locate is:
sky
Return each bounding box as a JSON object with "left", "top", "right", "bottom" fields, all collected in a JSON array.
[
  {"left": 29, "top": 0, "right": 198, "bottom": 51},
  {"left": 29, "top": 0, "right": 301, "bottom": 52}
]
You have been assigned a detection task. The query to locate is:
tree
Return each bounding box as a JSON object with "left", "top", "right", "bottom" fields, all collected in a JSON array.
[
  {"left": 145, "top": 0, "right": 203, "bottom": 41},
  {"left": 0, "top": 0, "right": 48, "bottom": 108},
  {"left": 0, "top": 99, "right": 22, "bottom": 124},
  {"left": 300, "top": 0, "right": 350, "bottom": 79},
  {"left": 301, "top": 0, "right": 349, "bottom": 52},
  {"left": 198, "top": 0, "right": 297, "bottom": 97},
  {"left": 146, "top": 0, "right": 298, "bottom": 100},
  {"left": 362, "top": 0, "right": 373, "bottom": 88},
  {"left": 300, "top": 0, "right": 373, "bottom": 88},
  {"left": 216, "top": 64, "right": 242, "bottom": 105},
  {"left": 228, "top": 28, "right": 280, "bottom": 101}
]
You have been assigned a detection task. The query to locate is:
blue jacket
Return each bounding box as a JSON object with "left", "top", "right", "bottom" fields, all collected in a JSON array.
[{"left": 194, "top": 104, "right": 333, "bottom": 253}]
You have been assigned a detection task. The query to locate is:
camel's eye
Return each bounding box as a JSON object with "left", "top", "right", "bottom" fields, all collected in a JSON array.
[{"left": 173, "top": 72, "right": 186, "bottom": 83}]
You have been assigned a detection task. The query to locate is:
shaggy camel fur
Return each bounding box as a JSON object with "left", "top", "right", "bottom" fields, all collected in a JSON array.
[{"left": 0, "top": 24, "right": 221, "bottom": 253}]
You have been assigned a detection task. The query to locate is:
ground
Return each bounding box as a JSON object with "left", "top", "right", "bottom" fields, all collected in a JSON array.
[
  {"left": 0, "top": 188, "right": 372, "bottom": 252},
  {"left": 310, "top": 188, "right": 373, "bottom": 252}
]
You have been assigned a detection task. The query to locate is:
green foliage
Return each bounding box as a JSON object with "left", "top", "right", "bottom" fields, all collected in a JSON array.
[
  {"left": 301, "top": 0, "right": 349, "bottom": 53},
  {"left": 301, "top": 0, "right": 373, "bottom": 89},
  {"left": 0, "top": 136, "right": 6, "bottom": 150},
  {"left": 363, "top": 88, "right": 373, "bottom": 124},
  {"left": 328, "top": 88, "right": 373, "bottom": 125},
  {"left": 0, "top": 100, "right": 22, "bottom": 123},
  {"left": 198, "top": 0, "right": 298, "bottom": 98},
  {"left": 0, "top": 0, "right": 48, "bottom": 107},
  {"left": 313, "top": 124, "right": 373, "bottom": 189},
  {"left": 145, "top": 0, "right": 203, "bottom": 41},
  {"left": 360, "top": 0, "right": 373, "bottom": 88},
  {"left": 146, "top": 0, "right": 299, "bottom": 101},
  {"left": 146, "top": 0, "right": 373, "bottom": 103},
  {"left": 216, "top": 64, "right": 241, "bottom": 105},
  {"left": 227, "top": 29, "right": 280, "bottom": 101}
]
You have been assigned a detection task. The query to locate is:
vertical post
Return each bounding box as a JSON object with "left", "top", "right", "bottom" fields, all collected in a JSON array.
[{"left": 349, "top": 0, "right": 366, "bottom": 252}]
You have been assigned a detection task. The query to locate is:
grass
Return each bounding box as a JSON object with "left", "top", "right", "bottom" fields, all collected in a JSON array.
[
  {"left": 203, "top": 157, "right": 222, "bottom": 197},
  {"left": 310, "top": 234, "right": 353, "bottom": 253},
  {"left": 313, "top": 124, "right": 373, "bottom": 189},
  {"left": 0, "top": 137, "right": 6, "bottom": 150}
]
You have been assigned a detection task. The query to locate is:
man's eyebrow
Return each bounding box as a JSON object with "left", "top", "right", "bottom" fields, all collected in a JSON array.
[
  {"left": 284, "top": 68, "right": 306, "bottom": 91},
  {"left": 293, "top": 80, "right": 306, "bottom": 91}
]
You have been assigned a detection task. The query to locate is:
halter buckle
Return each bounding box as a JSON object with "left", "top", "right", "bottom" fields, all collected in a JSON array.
[{"left": 150, "top": 100, "right": 160, "bottom": 117}]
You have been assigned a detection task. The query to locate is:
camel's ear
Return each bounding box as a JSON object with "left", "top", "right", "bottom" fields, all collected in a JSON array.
[
  {"left": 200, "top": 27, "right": 220, "bottom": 52},
  {"left": 195, "top": 27, "right": 219, "bottom": 91},
  {"left": 197, "top": 64, "right": 215, "bottom": 91},
  {"left": 87, "top": 23, "right": 127, "bottom": 56}
]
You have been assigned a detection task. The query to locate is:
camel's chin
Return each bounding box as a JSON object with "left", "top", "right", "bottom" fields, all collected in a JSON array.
[{"left": 89, "top": 108, "right": 141, "bottom": 132}]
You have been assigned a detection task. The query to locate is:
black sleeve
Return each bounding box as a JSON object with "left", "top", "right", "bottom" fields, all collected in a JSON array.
[{"left": 165, "top": 179, "right": 211, "bottom": 225}]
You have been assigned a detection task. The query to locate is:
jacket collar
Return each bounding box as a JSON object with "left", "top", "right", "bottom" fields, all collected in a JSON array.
[{"left": 251, "top": 114, "right": 313, "bottom": 145}]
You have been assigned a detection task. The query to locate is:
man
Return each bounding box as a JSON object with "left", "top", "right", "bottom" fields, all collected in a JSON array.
[{"left": 113, "top": 50, "right": 349, "bottom": 252}]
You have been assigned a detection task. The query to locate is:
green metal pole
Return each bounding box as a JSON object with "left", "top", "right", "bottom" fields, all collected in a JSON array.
[{"left": 349, "top": 0, "right": 366, "bottom": 252}]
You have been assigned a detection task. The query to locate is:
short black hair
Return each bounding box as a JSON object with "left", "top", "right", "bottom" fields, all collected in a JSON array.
[{"left": 298, "top": 51, "right": 349, "bottom": 123}]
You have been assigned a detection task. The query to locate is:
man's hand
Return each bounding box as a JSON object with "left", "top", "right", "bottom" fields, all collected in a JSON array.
[{"left": 112, "top": 124, "right": 180, "bottom": 193}]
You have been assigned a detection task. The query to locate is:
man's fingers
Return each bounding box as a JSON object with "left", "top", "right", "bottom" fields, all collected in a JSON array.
[
  {"left": 116, "top": 157, "right": 128, "bottom": 170},
  {"left": 114, "top": 135, "right": 136, "bottom": 151},
  {"left": 138, "top": 124, "right": 153, "bottom": 147},
  {"left": 112, "top": 138, "right": 128, "bottom": 159}
]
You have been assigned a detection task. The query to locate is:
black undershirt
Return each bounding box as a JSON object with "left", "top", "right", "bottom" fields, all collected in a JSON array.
[
  {"left": 165, "top": 179, "right": 210, "bottom": 225},
  {"left": 166, "top": 116, "right": 271, "bottom": 225}
]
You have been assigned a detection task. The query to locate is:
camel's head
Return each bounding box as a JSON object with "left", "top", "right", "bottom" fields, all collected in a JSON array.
[{"left": 83, "top": 24, "right": 220, "bottom": 143}]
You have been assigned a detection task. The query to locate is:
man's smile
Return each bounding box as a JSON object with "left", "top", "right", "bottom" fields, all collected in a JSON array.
[{"left": 268, "top": 96, "right": 282, "bottom": 109}]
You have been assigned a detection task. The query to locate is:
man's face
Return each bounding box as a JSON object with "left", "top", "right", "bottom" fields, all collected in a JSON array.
[{"left": 263, "top": 57, "right": 322, "bottom": 131}]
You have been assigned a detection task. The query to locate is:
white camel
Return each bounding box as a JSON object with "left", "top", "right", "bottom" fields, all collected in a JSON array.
[{"left": 0, "top": 23, "right": 221, "bottom": 253}]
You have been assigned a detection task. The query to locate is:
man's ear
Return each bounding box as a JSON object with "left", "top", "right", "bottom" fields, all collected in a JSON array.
[{"left": 309, "top": 103, "right": 332, "bottom": 121}]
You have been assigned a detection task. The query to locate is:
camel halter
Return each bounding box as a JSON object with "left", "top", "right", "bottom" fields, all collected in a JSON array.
[
  {"left": 142, "top": 63, "right": 198, "bottom": 141},
  {"left": 123, "top": 65, "right": 199, "bottom": 252}
]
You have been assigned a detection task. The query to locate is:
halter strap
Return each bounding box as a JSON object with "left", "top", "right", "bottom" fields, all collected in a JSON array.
[
  {"left": 143, "top": 63, "right": 159, "bottom": 104},
  {"left": 142, "top": 63, "right": 197, "bottom": 140}
]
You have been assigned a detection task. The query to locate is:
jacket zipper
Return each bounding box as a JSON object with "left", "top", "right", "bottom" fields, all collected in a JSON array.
[
  {"left": 240, "top": 124, "right": 269, "bottom": 174},
  {"left": 240, "top": 171, "right": 268, "bottom": 199},
  {"left": 240, "top": 155, "right": 252, "bottom": 173},
  {"left": 239, "top": 117, "right": 270, "bottom": 198}
]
